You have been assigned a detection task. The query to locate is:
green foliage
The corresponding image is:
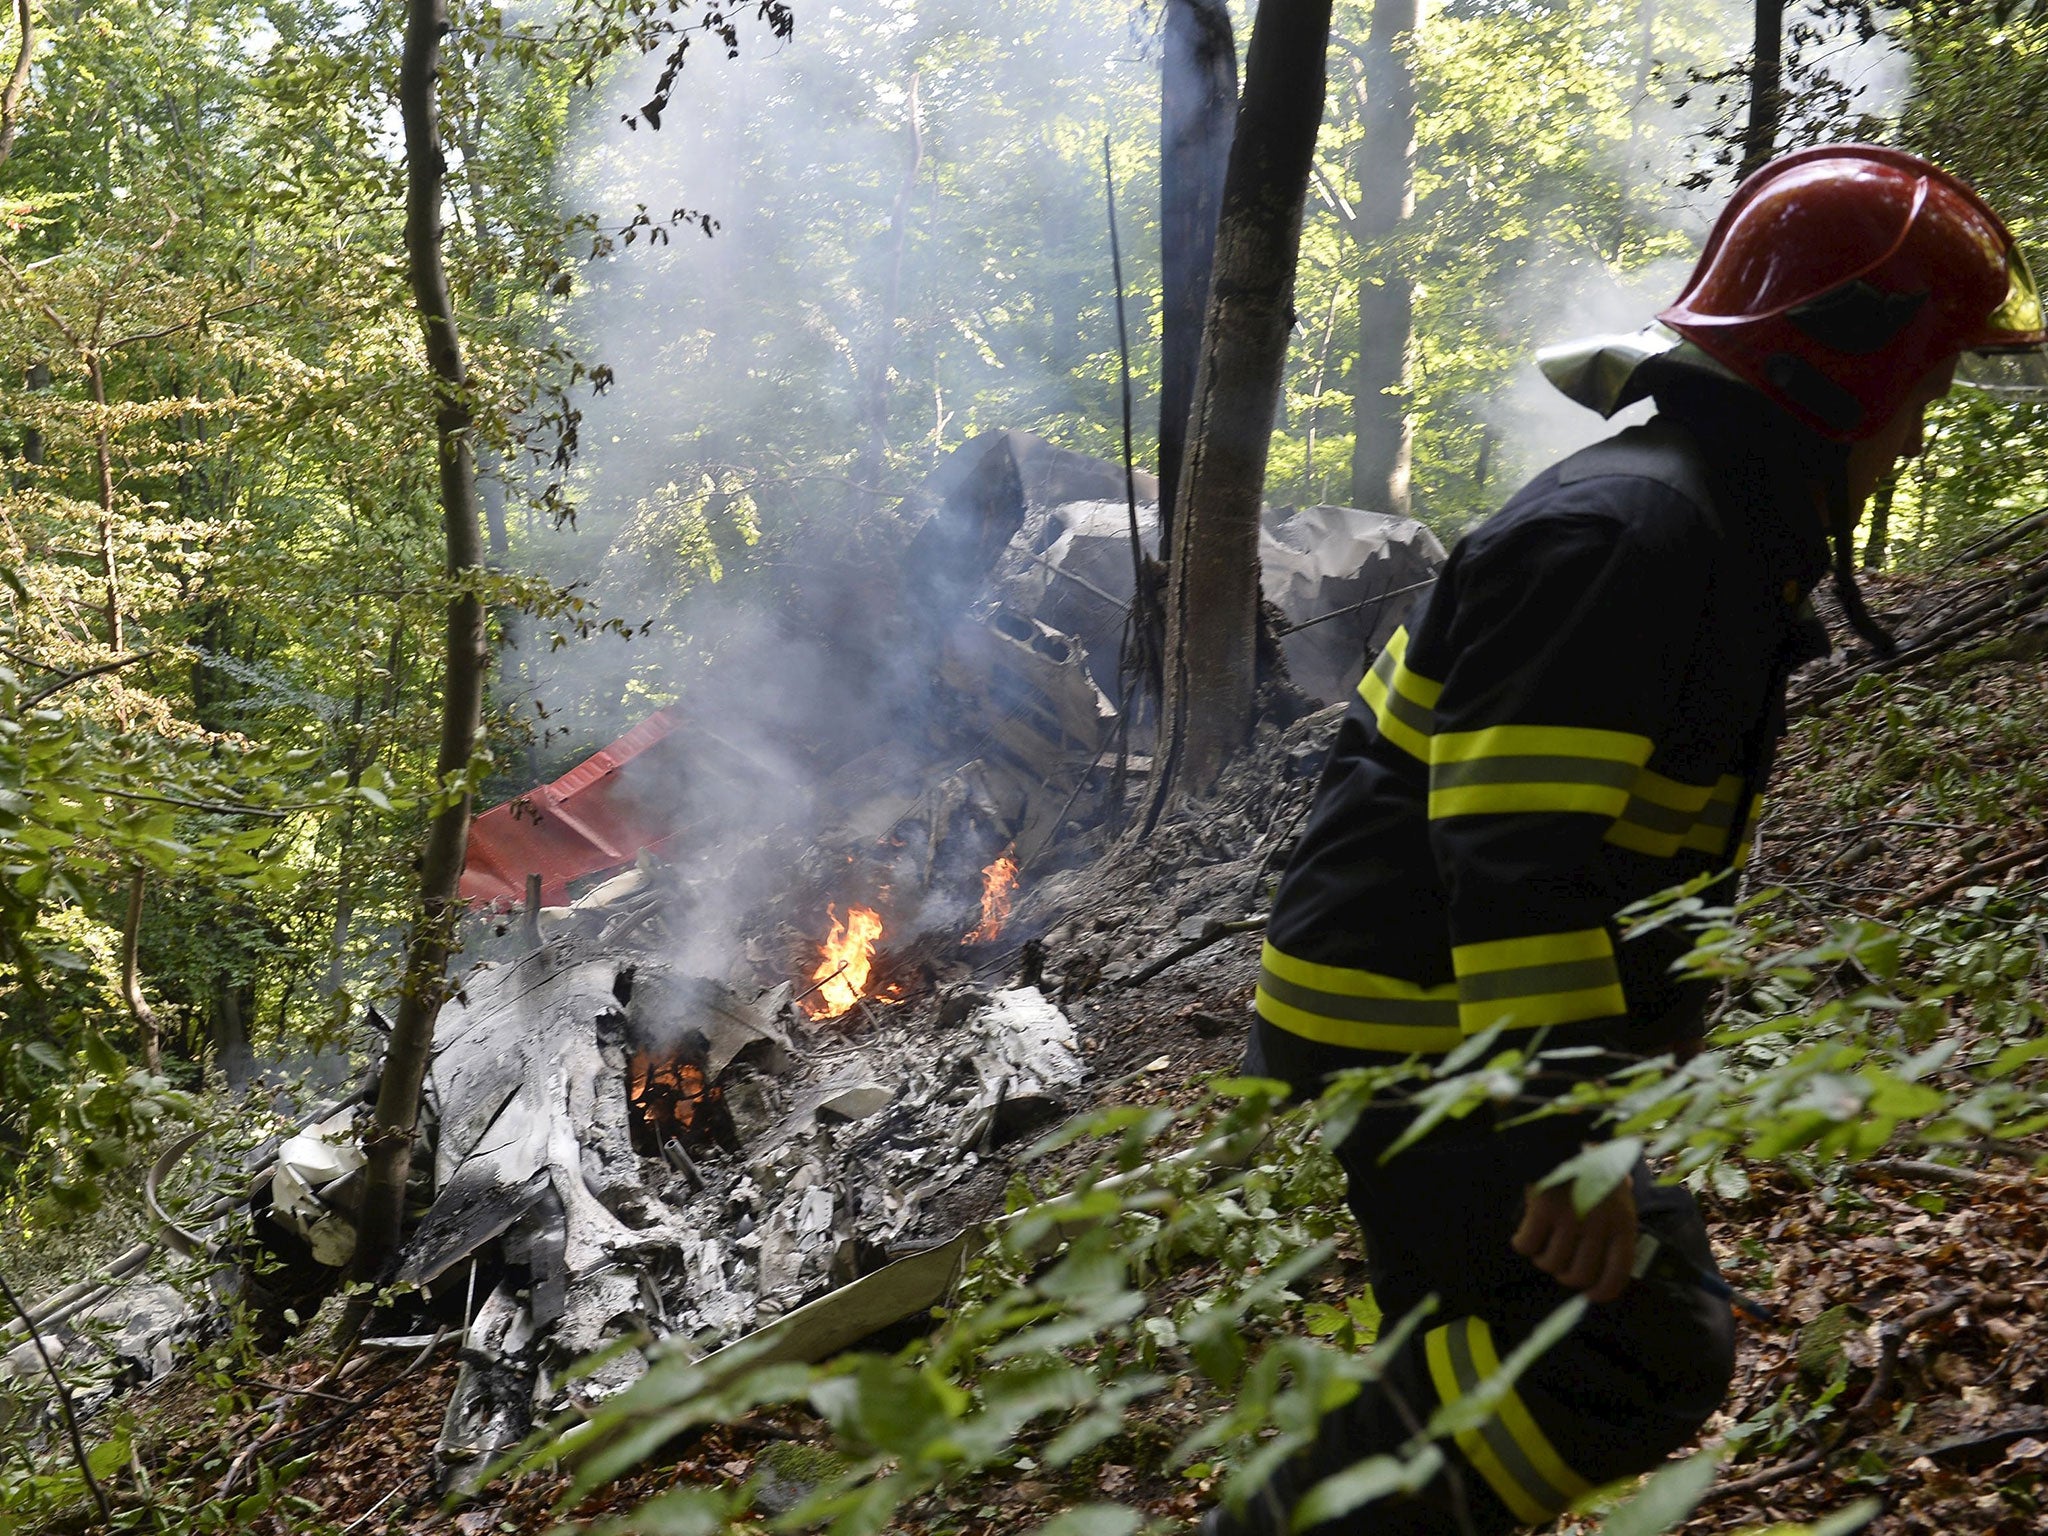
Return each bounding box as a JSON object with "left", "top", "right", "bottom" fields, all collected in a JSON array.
[{"left": 506, "top": 862, "right": 2048, "bottom": 1533}]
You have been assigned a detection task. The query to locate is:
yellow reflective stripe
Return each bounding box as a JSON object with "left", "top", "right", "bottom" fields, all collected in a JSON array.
[
  {"left": 1258, "top": 942, "right": 1464, "bottom": 1053},
  {"left": 1358, "top": 627, "right": 1441, "bottom": 763},
  {"left": 1728, "top": 793, "right": 1765, "bottom": 865},
  {"left": 1430, "top": 781, "right": 1631, "bottom": 819},
  {"left": 1606, "top": 772, "right": 1744, "bottom": 859},
  {"left": 1427, "top": 727, "right": 1652, "bottom": 822},
  {"left": 1361, "top": 667, "right": 1433, "bottom": 762},
  {"left": 1256, "top": 987, "right": 1467, "bottom": 1054},
  {"left": 1382, "top": 626, "right": 1444, "bottom": 707},
  {"left": 1464, "top": 1318, "right": 1595, "bottom": 1510},
  {"left": 1262, "top": 941, "right": 1450, "bottom": 998},
  {"left": 1424, "top": 1325, "right": 1542, "bottom": 1523},
  {"left": 1425, "top": 1320, "right": 1589, "bottom": 1524},
  {"left": 1453, "top": 928, "right": 1613, "bottom": 973},
  {"left": 1605, "top": 819, "right": 1680, "bottom": 857},
  {"left": 1624, "top": 768, "right": 1719, "bottom": 814},
  {"left": 1452, "top": 929, "right": 1624, "bottom": 1034},
  {"left": 1430, "top": 724, "right": 1652, "bottom": 767},
  {"left": 1459, "top": 984, "right": 1628, "bottom": 1034}
]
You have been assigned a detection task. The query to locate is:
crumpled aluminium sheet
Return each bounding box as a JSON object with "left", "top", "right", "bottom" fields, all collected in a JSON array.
[{"left": 402, "top": 944, "right": 1084, "bottom": 1487}]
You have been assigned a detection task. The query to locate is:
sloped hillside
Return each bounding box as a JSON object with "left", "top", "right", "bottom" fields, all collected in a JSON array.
[{"left": 16, "top": 547, "right": 2048, "bottom": 1536}]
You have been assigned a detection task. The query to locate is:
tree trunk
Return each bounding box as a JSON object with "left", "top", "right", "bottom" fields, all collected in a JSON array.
[
  {"left": 17, "top": 359, "right": 46, "bottom": 482},
  {"left": 348, "top": 0, "right": 490, "bottom": 1304},
  {"left": 1862, "top": 476, "right": 1896, "bottom": 571},
  {"left": 1158, "top": 0, "right": 1236, "bottom": 556},
  {"left": 1611, "top": 0, "right": 1657, "bottom": 260},
  {"left": 211, "top": 971, "right": 254, "bottom": 1091},
  {"left": 1740, "top": 0, "right": 1783, "bottom": 179},
  {"left": 120, "top": 870, "right": 160, "bottom": 1072},
  {"left": 1346, "top": 0, "right": 1419, "bottom": 518},
  {"left": 0, "top": 0, "right": 33, "bottom": 169},
  {"left": 87, "top": 347, "right": 122, "bottom": 653},
  {"left": 1150, "top": 0, "right": 1333, "bottom": 817},
  {"left": 855, "top": 73, "right": 923, "bottom": 507}
]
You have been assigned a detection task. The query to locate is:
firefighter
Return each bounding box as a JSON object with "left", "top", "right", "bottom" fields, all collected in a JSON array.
[{"left": 1205, "top": 145, "right": 2048, "bottom": 1536}]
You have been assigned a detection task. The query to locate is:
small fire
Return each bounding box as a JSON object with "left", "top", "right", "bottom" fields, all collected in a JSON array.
[
  {"left": 966, "top": 846, "right": 1019, "bottom": 945},
  {"left": 628, "top": 1052, "right": 711, "bottom": 1153},
  {"left": 803, "top": 904, "right": 884, "bottom": 1019}
]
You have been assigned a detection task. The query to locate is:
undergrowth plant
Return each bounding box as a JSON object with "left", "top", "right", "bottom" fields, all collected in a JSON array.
[{"left": 497, "top": 880, "right": 2044, "bottom": 1536}]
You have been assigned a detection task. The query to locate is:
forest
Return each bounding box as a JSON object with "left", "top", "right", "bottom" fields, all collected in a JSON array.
[{"left": 4, "top": 0, "right": 2048, "bottom": 1533}]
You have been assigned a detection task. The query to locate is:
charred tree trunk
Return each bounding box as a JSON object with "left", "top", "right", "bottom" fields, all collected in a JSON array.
[
  {"left": 1150, "top": 0, "right": 1333, "bottom": 817},
  {"left": 1741, "top": 0, "right": 1783, "bottom": 179},
  {"left": 1159, "top": 0, "right": 1236, "bottom": 556},
  {"left": 349, "top": 0, "right": 490, "bottom": 1305},
  {"left": 1345, "top": 0, "right": 1419, "bottom": 518}
]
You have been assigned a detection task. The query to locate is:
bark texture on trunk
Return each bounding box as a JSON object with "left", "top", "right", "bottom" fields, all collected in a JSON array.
[
  {"left": 855, "top": 73, "right": 923, "bottom": 507},
  {"left": 88, "top": 347, "right": 121, "bottom": 653},
  {"left": 1346, "top": 0, "right": 1419, "bottom": 518},
  {"left": 1158, "top": 0, "right": 1236, "bottom": 556},
  {"left": 350, "top": 0, "right": 489, "bottom": 1298},
  {"left": 0, "top": 0, "right": 32, "bottom": 168},
  {"left": 1741, "top": 0, "right": 1783, "bottom": 179},
  {"left": 121, "top": 870, "right": 160, "bottom": 1073},
  {"left": 1150, "top": 0, "right": 1333, "bottom": 816}
]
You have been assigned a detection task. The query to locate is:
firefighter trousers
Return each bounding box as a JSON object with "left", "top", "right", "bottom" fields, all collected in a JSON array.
[{"left": 1219, "top": 1130, "right": 1736, "bottom": 1535}]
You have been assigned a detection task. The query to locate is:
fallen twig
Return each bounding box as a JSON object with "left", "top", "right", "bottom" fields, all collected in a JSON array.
[
  {"left": 1853, "top": 1291, "right": 1969, "bottom": 1421},
  {"left": 1122, "top": 916, "right": 1265, "bottom": 988},
  {"left": 1880, "top": 838, "right": 2048, "bottom": 916},
  {"left": 336, "top": 1469, "right": 424, "bottom": 1535},
  {"left": 1860, "top": 1157, "right": 2021, "bottom": 1190},
  {"left": 1698, "top": 1445, "right": 1827, "bottom": 1507},
  {"left": 1792, "top": 555, "right": 2048, "bottom": 718}
]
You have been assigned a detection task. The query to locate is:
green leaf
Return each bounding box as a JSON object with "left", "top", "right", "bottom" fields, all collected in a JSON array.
[
  {"left": 1540, "top": 1137, "right": 1642, "bottom": 1214},
  {"left": 1292, "top": 1445, "right": 1445, "bottom": 1529},
  {"left": 1587, "top": 1445, "right": 1723, "bottom": 1535},
  {"left": 1024, "top": 1503, "right": 1142, "bottom": 1536},
  {"left": 82, "top": 1032, "right": 125, "bottom": 1077}
]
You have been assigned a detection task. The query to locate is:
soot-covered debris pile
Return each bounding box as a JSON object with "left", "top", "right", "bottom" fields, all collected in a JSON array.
[
  {"left": 385, "top": 947, "right": 1081, "bottom": 1482},
  {"left": 245, "top": 432, "right": 1438, "bottom": 1486}
]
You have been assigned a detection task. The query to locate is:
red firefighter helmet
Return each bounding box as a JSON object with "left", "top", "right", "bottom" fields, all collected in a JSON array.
[{"left": 1659, "top": 143, "right": 2048, "bottom": 441}]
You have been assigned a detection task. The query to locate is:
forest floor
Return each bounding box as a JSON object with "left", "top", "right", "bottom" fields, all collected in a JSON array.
[{"left": 25, "top": 562, "right": 2048, "bottom": 1536}]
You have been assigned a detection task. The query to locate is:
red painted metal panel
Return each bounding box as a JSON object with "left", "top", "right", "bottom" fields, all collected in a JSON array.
[{"left": 460, "top": 708, "right": 688, "bottom": 908}]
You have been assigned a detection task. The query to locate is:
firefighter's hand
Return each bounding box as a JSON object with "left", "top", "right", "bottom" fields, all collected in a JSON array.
[{"left": 1512, "top": 1177, "right": 1638, "bottom": 1304}]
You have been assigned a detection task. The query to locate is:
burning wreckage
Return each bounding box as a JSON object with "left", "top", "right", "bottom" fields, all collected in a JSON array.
[{"left": 237, "top": 430, "right": 1445, "bottom": 1480}]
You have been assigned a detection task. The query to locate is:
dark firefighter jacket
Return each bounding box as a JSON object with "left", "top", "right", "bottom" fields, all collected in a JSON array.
[{"left": 1255, "top": 414, "right": 1831, "bottom": 1171}]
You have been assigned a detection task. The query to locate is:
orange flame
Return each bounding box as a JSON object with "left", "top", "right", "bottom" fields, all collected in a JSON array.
[
  {"left": 627, "top": 1052, "right": 711, "bottom": 1153},
  {"left": 966, "top": 847, "right": 1019, "bottom": 945},
  {"left": 803, "top": 904, "right": 884, "bottom": 1018}
]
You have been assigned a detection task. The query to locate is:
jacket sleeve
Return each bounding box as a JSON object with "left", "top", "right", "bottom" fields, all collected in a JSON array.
[{"left": 1421, "top": 505, "right": 1713, "bottom": 1058}]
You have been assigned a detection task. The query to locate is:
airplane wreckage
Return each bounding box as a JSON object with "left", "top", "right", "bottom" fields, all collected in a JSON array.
[{"left": 9, "top": 431, "right": 1445, "bottom": 1482}]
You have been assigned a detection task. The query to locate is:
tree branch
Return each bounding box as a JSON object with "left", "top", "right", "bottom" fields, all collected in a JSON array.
[
  {"left": 0, "top": 1261, "right": 114, "bottom": 1527},
  {"left": 20, "top": 650, "right": 148, "bottom": 706}
]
